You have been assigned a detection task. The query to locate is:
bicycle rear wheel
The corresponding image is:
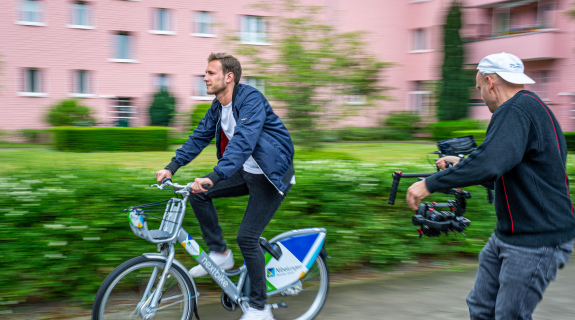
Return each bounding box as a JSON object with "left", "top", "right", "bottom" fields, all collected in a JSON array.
[
  {"left": 92, "top": 256, "right": 195, "bottom": 320},
  {"left": 267, "top": 255, "right": 329, "bottom": 320}
]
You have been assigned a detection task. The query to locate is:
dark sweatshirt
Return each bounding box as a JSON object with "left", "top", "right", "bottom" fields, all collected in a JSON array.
[{"left": 425, "top": 90, "right": 575, "bottom": 247}]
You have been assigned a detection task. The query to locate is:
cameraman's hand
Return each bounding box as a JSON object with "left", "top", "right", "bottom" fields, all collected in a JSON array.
[
  {"left": 156, "top": 169, "right": 172, "bottom": 184},
  {"left": 436, "top": 156, "right": 461, "bottom": 170},
  {"left": 406, "top": 180, "right": 431, "bottom": 210}
]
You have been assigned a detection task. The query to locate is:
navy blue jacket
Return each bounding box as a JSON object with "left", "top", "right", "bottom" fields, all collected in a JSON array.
[
  {"left": 166, "top": 84, "right": 295, "bottom": 194},
  {"left": 426, "top": 90, "right": 575, "bottom": 247}
]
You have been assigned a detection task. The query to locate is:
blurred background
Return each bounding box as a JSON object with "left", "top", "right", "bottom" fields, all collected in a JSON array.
[{"left": 1, "top": 0, "right": 575, "bottom": 318}]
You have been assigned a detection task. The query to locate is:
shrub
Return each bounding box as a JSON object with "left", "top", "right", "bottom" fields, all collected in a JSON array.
[
  {"left": 565, "top": 132, "right": 575, "bottom": 152},
  {"left": 384, "top": 111, "right": 421, "bottom": 138},
  {"left": 46, "top": 99, "right": 95, "bottom": 127},
  {"left": 149, "top": 90, "right": 176, "bottom": 126},
  {"left": 427, "top": 119, "right": 485, "bottom": 141},
  {"left": 337, "top": 127, "right": 389, "bottom": 141},
  {"left": 52, "top": 127, "right": 169, "bottom": 152},
  {"left": 189, "top": 103, "right": 212, "bottom": 133},
  {"left": 19, "top": 129, "right": 52, "bottom": 144}
]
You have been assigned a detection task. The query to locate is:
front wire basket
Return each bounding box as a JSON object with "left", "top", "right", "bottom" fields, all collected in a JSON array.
[{"left": 127, "top": 198, "right": 186, "bottom": 244}]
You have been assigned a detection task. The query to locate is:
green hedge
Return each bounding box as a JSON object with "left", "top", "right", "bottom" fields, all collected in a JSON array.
[
  {"left": 565, "top": 132, "right": 575, "bottom": 152},
  {"left": 451, "top": 131, "right": 575, "bottom": 148},
  {"left": 0, "top": 156, "right": 503, "bottom": 307},
  {"left": 451, "top": 130, "right": 487, "bottom": 145},
  {"left": 52, "top": 127, "right": 169, "bottom": 152},
  {"left": 427, "top": 120, "right": 485, "bottom": 141}
]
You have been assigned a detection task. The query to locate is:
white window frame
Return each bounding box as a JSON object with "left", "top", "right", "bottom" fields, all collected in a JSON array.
[
  {"left": 191, "top": 11, "right": 215, "bottom": 37},
  {"left": 149, "top": 8, "right": 176, "bottom": 35},
  {"left": 67, "top": 1, "right": 93, "bottom": 29},
  {"left": 191, "top": 76, "right": 213, "bottom": 100},
  {"left": 241, "top": 16, "right": 269, "bottom": 45},
  {"left": 408, "top": 82, "right": 432, "bottom": 114},
  {"left": 154, "top": 74, "right": 170, "bottom": 91},
  {"left": 19, "top": 68, "right": 48, "bottom": 97},
  {"left": 17, "top": 0, "right": 46, "bottom": 26},
  {"left": 68, "top": 70, "right": 96, "bottom": 98},
  {"left": 410, "top": 28, "right": 431, "bottom": 53},
  {"left": 109, "top": 31, "right": 139, "bottom": 62}
]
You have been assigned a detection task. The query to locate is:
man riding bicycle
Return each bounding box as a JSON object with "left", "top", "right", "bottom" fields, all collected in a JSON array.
[{"left": 156, "top": 52, "right": 295, "bottom": 320}]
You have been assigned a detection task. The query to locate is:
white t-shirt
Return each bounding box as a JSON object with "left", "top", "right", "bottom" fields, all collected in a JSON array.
[{"left": 220, "top": 101, "right": 264, "bottom": 174}]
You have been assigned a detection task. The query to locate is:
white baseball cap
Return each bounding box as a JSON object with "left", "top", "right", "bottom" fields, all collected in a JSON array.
[{"left": 477, "top": 52, "right": 535, "bottom": 85}]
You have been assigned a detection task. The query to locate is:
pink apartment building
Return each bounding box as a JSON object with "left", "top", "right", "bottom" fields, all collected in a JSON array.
[{"left": 1, "top": 0, "right": 574, "bottom": 132}]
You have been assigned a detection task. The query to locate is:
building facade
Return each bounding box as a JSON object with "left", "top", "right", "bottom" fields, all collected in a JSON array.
[{"left": 1, "top": 0, "right": 574, "bottom": 132}]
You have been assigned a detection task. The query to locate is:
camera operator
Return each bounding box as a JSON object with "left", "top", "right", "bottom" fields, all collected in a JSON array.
[{"left": 406, "top": 52, "right": 575, "bottom": 320}]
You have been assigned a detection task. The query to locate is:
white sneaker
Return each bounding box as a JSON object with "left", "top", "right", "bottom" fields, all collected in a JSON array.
[
  {"left": 189, "top": 250, "right": 234, "bottom": 277},
  {"left": 239, "top": 305, "right": 275, "bottom": 320}
]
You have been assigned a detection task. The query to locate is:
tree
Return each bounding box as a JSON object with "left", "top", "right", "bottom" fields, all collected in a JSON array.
[
  {"left": 46, "top": 99, "right": 95, "bottom": 126},
  {"left": 234, "top": 0, "right": 390, "bottom": 149},
  {"left": 149, "top": 89, "right": 176, "bottom": 126},
  {"left": 437, "top": 1, "right": 471, "bottom": 121}
]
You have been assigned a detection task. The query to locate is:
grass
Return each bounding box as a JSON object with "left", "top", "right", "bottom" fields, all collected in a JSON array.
[{"left": 0, "top": 141, "right": 439, "bottom": 172}]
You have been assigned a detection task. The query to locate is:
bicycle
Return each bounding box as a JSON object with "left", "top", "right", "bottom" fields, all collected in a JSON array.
[{"left": 92, "top": 179, "right": 329, "bottom": 320}]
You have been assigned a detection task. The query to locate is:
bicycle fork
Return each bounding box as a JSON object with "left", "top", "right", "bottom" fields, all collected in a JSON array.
[{"left": 136, "top": 245, "right": 177, "bottom": 319}]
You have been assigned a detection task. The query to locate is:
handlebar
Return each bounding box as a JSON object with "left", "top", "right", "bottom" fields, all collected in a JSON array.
[
  {"left": 152, "top": 178, "right": 212, "bottom": 195},
  {"left": 388, "top": 171, "right": 435, "bottom": 205}
]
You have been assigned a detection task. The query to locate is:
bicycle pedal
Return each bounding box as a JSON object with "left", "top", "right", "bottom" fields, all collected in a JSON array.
[{"left": 268, "top": 302, "right": 288, "bottom": 309}]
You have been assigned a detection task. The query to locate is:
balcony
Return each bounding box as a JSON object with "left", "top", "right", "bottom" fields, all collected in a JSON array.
[{"left": 464, "top": 29, "right": 567, "bottom": 64}]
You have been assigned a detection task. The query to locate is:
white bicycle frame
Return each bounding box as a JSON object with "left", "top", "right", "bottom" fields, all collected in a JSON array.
[{"left": 127, "top": 181, "right": 327, "bottom": 317}]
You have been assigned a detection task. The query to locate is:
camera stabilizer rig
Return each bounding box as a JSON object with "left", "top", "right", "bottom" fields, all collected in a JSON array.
[{"left": 388, "top": 171, "right": 471, "bottom": 238}]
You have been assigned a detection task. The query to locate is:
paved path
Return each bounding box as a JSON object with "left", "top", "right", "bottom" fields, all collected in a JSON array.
[{"left": 6, "top": 257, "right": 575, "bottom": 319}]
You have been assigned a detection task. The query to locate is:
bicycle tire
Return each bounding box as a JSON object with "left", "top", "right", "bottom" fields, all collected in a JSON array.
[
  {"left": 92, "top": 256, "right": 196, "bottom": 320},
  {"left": 267, "top": 255, "right": 329, "bottom": 320}
]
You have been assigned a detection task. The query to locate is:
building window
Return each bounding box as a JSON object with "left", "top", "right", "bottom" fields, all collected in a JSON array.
[
  {"left": 114, "top": 31, "right": 132, "bottom": 60},
  {"left": 154, "top": 74, "right": 170, "bottom": 91},
  {"left": 537, "top": 0, "right": 556, "bottom": 28},
  {"left": 152, "top": 8, "right": 172, "bottom": 32},
  {"left": 243, "top": 77, "right": 265, "bottom": 94},
  {"left": 70, "top": 1, "right": 90, "bottom": 26},
  {"left": 411, "top": 28, "right": 428, "bottom": 51},
  {"left": 241, "top": 16, "right": 267, "bottom": 44},
  {"left": 409, "top": 81, "right": 432, "bottom": 114},
  {"left": 72, "top": 70, "right": 91, "bottom": 94},
  {"left": 20, "top": 0, "right": 43, "bottom": 23},
  {"left": 110, "top": 97, "right": 136, "bottom": 126},
  {"left": 192, "top": 76, "right": 212, "bottom": 100},
  {"left": 22, "top": 68, "right": 43, "bottom": 93},
  {"left": 493, "top": 10, "right": 510, "bottom": 35},
  {"left": 193, "top": 11, "right": 214, "bottom": 36},
  {"left": 528, "top": 71, "right": 550, "bottom": 101}
]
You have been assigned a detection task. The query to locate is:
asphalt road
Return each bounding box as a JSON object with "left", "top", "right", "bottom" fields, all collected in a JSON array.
[{"left": 6, "top": 256, "right": 575, "bottom": 319}]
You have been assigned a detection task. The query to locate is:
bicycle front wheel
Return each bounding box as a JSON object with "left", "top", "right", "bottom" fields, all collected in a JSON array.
[
  {"left": 92, "top": 256, "right": 195, "bottom": 320},
  {"left": 267, "top": 255, "right": 329, "bottom": 320}
]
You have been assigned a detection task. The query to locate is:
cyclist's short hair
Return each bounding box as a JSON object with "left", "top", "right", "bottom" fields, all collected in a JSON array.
[{"left": 208, "top": 52, "right": 242, "bottom": 85}]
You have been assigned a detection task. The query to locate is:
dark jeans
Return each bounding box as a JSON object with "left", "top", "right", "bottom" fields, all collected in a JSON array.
[
  {"left": 190, "top": 168, "right": 289, "bottom": 310},
  {"left": 467, "top": 233, "right": 574, "bottom": 320}
]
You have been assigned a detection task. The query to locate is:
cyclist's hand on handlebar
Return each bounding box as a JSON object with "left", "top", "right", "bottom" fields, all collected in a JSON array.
[
  {"left": 189, "top": 177, "right": 213, "bottom": 193},
  {"left": 156, "top": 169, "right": 173, "bottom": 184},
  {"left": 436, "top": 156, "right": 462, "bottom": 170},
  {"left": 406, "top": 180, "right": 431, "bottom": 210}
]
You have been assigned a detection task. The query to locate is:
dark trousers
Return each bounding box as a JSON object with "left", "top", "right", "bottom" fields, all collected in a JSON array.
[
  {"left": 466, "top": 233, "right": 573, "bottom": 320},
  {"left": 190, "top": 168, "right": 289, "bottom": 309}
]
